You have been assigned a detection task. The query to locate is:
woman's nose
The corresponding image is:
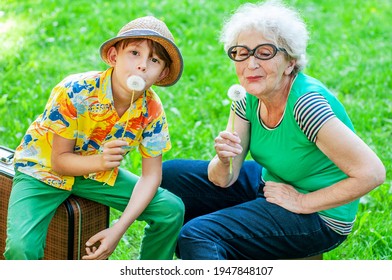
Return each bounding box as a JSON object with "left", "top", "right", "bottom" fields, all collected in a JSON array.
[{"left": 247, "top": 56, "right": 260, "bottom": 70}]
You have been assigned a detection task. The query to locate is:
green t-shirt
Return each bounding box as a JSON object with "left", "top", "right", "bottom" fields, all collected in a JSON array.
[{"left": 244, "top": 72, "right": 358, "bottom": 222}]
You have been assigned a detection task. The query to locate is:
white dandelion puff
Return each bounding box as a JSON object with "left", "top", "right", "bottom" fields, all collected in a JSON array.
[
  {"left": 227, "top": 84, "right": 245, "bottom": 174},
  {"left": 227, "top": 84, "right": 246, "bottom": 101},
  {"left": 126, "top": 75, "right": 146, "bottom": 91}
]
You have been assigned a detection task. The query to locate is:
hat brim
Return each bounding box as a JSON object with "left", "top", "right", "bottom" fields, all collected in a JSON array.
[{"left": 100, "top": 29, "right": 183, "bottom": 87}]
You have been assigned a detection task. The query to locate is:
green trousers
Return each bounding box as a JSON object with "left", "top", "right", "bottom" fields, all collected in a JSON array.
[{"left": 4, "top": 169, "right": 184, "bottom": 260}]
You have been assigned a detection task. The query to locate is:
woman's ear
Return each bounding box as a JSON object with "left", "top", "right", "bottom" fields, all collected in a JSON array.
[
  {"left": 106, "top": 46, "right": 118, "bottom": 67},
  {"left": 285, "top": 59, "right": 296, "bottom": 75}
]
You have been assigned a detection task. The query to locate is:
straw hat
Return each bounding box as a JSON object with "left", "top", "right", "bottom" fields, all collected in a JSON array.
[{"left": 100, "top": 16, "right": 183, "bottom": 87}]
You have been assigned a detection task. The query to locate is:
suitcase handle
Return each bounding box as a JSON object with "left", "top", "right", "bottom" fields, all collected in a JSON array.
[
  {"left": 68, "top": 196, "right": 83, "bottom": 260},
  {"left": 0, "top": 146, "right": 14, "bottom": 165}
]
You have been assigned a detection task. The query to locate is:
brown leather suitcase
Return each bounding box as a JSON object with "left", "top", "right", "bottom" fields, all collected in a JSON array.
[{"left": 0, "top": 146, "right": 110, "bottom": 260}]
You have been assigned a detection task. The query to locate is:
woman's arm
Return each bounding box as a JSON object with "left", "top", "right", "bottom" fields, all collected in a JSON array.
[
  {"left": 208, "top": 109, "right": 251, "bottom": 187},
  {"left": 264, "top": 118, "right": 386, "bottom": 214},
  {"left": 306, "top": 118, "right": 385, "bottom": 211}
]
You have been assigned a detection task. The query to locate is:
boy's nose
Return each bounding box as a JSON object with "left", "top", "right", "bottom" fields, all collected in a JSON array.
[
  {"left": 137, "top": 57, "right": 148, "bottom": 72},
  {"left": 137, "top": 64, "right": 147, "bottom": 72}
]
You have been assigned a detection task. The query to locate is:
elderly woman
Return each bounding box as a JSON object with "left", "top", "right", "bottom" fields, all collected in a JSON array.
[{"left": 161, "top": 1, "right": 385, "bottom": 259}]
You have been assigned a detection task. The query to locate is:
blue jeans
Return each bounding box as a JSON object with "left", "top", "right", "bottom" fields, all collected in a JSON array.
[{"left": 161, "top": 159, "right": 347, "bottom": 260}]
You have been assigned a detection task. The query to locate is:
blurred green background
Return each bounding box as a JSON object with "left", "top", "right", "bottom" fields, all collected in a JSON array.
[{"left": 0, "top": 0, "right": 391, "bottom": 259}]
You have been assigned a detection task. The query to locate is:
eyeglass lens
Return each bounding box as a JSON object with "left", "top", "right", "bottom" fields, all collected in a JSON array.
[{"left": 229, "top": 44, "right": 278, "bottom": 61}]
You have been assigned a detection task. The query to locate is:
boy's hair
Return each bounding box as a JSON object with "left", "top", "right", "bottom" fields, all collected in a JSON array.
[
  {"left": 100, "top": 16, "right": 183, "bottom": 87},
  {"left": 115, "top": 38, "right": 172, "bottom": 69}
]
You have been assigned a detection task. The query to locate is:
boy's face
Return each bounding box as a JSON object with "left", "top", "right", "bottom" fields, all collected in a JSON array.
[{"left": 107, "top": 40, "right": 169, "bottom": 93}]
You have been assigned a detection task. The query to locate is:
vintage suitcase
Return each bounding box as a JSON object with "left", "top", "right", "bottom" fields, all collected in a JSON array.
[{"left": 0, "top": 146, "right": 110, "bottom": 260}]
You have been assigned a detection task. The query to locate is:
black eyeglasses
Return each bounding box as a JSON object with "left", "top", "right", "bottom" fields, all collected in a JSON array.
[{"left": 228, "top": 43, "right": 287, "bottom": 62}]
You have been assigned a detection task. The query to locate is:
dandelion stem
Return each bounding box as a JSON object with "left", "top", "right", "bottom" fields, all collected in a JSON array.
[
  {"left": 229, "top": 101, "right": 237, "bottom": 174},
  {"left": 104, "top": 89, "right": 135, "bottom": 185}
]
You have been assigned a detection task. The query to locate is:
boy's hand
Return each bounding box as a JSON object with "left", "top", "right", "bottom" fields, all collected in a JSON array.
[
  {"left": 100, "top": 140, "right": 127, "bottom": 170},
  {"left": 82, "top": 228, "right": 122, "bottom": 260}
]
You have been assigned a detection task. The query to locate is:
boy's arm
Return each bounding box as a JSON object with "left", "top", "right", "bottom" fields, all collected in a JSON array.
[
  {"left": 82, "top": 155, "right": 162, "bottom": 260},
  {"left": 51, "top": 133, "right": 127, "bottom": 175},
  {"left": 111, "top": 155, "right": 162, "bottom": 232}
]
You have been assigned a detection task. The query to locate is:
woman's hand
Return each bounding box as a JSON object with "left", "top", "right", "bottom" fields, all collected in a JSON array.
[
  {"left": 263, "top": 181, "right": 307, "bottom": 214},
  {"left": 214, "top": 131, "right": 243, "bottom": 165}
]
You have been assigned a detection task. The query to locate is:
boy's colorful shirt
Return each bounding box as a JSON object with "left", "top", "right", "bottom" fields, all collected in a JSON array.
[{"left": 14, "top": 68, "right": 171, "bottom": 190}]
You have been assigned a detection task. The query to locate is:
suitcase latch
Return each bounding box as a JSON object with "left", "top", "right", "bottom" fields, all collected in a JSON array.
[{"left": 1, "top": 153, "right": 14, "bottom": 165}]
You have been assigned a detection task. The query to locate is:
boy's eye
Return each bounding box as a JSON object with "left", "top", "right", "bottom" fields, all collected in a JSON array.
[
  {"left": 131, "top": 50, "right": 139, "bottom": 56},
  {"left": 151, "top": 57, "right": 160, "bottom": 63}
]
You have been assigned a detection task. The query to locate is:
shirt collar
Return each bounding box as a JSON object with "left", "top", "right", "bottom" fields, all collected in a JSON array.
[
  {"left": 99, "top": 67, "right": 148, "bottom": 119},
  {"left": 98, "top": 67, "right": 114, "bottom": 105},
  {"left": 98, "top": 67, "right": 147, "bottom": 113}
]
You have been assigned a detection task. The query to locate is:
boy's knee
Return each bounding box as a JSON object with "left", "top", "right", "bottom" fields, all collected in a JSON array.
[
  {"left": 165, "top": 192, "right": 185, "bottom": 220},
  {"left": 4, "top": 236, "right": 43, "bottom": 260},
  {"left": 158, "top": 190, "right": 185, "bottom": 226}
]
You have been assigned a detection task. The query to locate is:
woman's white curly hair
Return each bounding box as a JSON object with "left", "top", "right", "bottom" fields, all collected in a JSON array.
[{"left": 220, "top": 0, "right": 309, "bottom": 74}]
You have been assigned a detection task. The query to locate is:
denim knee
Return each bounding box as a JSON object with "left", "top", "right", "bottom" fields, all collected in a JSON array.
[{"left": 177, "top": 218, "right": 227, "bottom": 260}]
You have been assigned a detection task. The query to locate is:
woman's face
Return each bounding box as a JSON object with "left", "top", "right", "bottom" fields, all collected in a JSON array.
[{"left": 233, "top": 29, "right": 294, "bottom": 98}]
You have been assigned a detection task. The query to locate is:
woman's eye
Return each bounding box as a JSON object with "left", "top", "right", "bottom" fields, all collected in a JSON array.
[{"left": 238, "top": 51, "right": 249, "bottom": 57}]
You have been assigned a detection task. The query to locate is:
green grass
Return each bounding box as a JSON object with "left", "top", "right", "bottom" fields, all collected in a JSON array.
[{"left": 0, "top": 0, "right": 391, "bottom": 260}]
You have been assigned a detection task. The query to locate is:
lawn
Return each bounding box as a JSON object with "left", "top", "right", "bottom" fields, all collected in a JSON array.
[{"left": 0, "top": 0, "right": 391, "bottom": 260}]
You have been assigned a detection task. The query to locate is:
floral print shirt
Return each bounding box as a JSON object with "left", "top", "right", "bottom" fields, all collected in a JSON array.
[{"left": 14, "top": 67, "right": 171, "bottom": 190}]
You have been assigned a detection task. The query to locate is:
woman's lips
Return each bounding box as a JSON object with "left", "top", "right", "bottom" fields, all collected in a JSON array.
[{"left": 246, "top": 75, "right": 262, "bottom": 82}]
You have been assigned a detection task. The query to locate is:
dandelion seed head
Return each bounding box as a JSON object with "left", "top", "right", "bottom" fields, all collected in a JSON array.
[
  {"left": 228, "top": 84, "right": 246, "bottom": 101},
  {"left": 126, "top": 75, "right": 146, "bottom": 91}
]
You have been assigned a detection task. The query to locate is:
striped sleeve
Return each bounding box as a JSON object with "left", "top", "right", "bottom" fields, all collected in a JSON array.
[
  {"left": 230, "top": 97, "right": 248, "bottom": 121},
  {"left": 293, "top": 92, "right": 335, "bottom": 142},
  {"left": 319, "top": 214, "right": 355, "bottom": 235}
]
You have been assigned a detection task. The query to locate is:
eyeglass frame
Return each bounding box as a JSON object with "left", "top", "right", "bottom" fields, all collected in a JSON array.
[{"left": 227, "top": 43, "right": 288, "bottom": 62}]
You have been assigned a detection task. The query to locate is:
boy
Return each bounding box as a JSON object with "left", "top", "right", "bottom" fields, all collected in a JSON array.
[{"left": 4, "top": 16, "right": 184, "bottom": 260}]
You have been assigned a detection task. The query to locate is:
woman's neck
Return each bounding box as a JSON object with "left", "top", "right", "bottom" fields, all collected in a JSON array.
[{"left": 259, "top": 75, "right": 294, "bottom": 127}]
